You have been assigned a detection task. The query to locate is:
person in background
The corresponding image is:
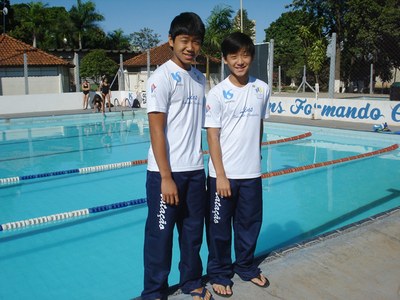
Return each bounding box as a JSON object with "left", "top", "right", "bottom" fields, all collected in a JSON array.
[
  {"left": 92, "top": 93, "right": 103, "bottom": 113},
  {"left": 81, "top": 79, "right": 90, "bottom": 110},
  {"left": 141, "top": 12, "right": 213, "bottom": 300},
  {"left": 204, "top": 32, "right": 271, "bottom": 298},
  {"left": 100, "top": 77, "right": 111, "bottom": 113}
]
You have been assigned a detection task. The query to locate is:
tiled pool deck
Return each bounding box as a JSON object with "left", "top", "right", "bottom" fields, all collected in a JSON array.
[{"left": 2, "top": 108, "right": 400, "bottom": 300}]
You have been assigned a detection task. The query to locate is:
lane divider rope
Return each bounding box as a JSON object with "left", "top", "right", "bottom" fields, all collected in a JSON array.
[
  {"left": 2, "top": 143, "right": 398, "bottom": 233},
  {"left": 0, "top": 198, "right": 147, "bottom": 232},
  {"left": 261, "top": 143, "right": 399, "bottom": 179},
  {"left": 0, "top": 132, "right": 312, "bottom": 186}
]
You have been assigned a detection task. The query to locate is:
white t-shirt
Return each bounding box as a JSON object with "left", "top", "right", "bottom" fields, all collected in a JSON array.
[
  {"left": 204, "top": 76, "right": 270, "bottom": 179},
  {"left": 146, "top": 60, "right": 206, "bottom": 172}
]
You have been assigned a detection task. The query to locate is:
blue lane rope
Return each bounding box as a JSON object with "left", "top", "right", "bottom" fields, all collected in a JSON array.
[
  {"left": 0, "top": 198, "right": 147, "bottom": 232},
  {"left": 0, "top": 132, "right": 312, "bottom": 186},
  {"left": 0, "top": 161, "right": 144, "bottom": 186},
  {"left": 20, "top": 169, "right": 80, "bottom": 180}
]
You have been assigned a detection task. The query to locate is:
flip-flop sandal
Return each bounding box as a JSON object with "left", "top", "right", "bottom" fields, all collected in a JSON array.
[
  {"left": 251, "top": 274, "right": 270, "bottom": 288},
  {"left": 190, "top": 287, "right": 214, "bottom": 300},
  {"left": 212, "top": 285, "right": 233, "bottom": 298}
]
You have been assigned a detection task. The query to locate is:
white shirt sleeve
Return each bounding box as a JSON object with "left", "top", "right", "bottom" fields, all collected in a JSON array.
[
  {"left": 146, "top": 69, "right": 171, "bottom": 114},
  {"left": 204, "top": 89, "right": 222, "bottom": 128}
]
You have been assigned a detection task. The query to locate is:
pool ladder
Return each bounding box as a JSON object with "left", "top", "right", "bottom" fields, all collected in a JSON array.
[{"left": 114, "top": 97, "right": 134, "bottom": 117}]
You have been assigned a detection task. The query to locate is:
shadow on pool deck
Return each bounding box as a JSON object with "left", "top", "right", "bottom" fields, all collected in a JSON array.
[
  {"left": 2, "top": 107, "right": 400, "bottom": 300},
  {"left": 167, "top": 208, "right": 400, "bottom": 300}
]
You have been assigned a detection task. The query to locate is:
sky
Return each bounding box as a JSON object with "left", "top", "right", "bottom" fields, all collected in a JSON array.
[{"left": 11, "top": 0, "right": 292, "bottom": 44}]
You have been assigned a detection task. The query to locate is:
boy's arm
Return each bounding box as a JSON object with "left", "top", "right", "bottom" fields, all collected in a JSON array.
[
  {"left": 148, "top": 112, "right": 179, "bottom": 205},
  {"left": 207, "top": 127, "right": 231, "bottom": 198}
]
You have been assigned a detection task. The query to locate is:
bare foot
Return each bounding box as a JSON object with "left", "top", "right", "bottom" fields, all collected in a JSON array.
[
  {"left": 212, "top": 283, "right": 233, "bottom": 297},
  {"left": 190, "top": 287, "right": 213, "bottom": 300},
  {"left": 250, "top": 273, "right": 269, "bottom": 288}
]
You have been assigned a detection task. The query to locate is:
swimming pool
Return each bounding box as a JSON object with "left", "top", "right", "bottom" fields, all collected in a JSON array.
[{"left": 0, "top": 111, "right": 399, "bottom": 299}]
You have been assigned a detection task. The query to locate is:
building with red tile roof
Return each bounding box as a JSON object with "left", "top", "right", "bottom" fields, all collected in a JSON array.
[
  {"left": 124, "top": 42, "right": 173, "bottom": 68},
  {"left": 123, "top": 42, "right": 221, "bottom": 92},
  {"left": 0, "top": 34, "right": 74, "bottom": 95}
]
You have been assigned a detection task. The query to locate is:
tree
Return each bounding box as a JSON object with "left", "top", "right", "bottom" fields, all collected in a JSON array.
[
  {"left": 69, "top": 0, "right": 104, "bottom": 49},
  {"left": 203, "top": 5, "right": 234, "bottom": 81},
  {"left": 265, "top": 10, "right": 310, "bottom": 87},
  {"left": 343, "top": 0, "right": 400, "bottom": 87},
  {"left": 288, "top": 0, "right": 348, "bottom": 89},
  {"left": 297, "top": 17, "right": 327, "bottom": 84},
  {"left": 204, "top": 5, "right": 234, "bottom": 56},
  {"left": 40, "top": 7, "right": 74, "bottom": 50},
  {"left": 106, "top": 29, "right": 131, "bottom": 50},
  {"left": 81, "top": 27, "right": 107, "bottom": 49},
  {"left": 80, "top": 49, "right": 118, "bottom": 85},
  {"left": 129, "top": 27, "right": 160, "bottom": 51},
  {"left": 12, "top": 1, "right": 48, "bottom": 47},
  {"left": 289, "top": 0, "right": 400, "bottom": 91},
  {"left": 232, "top": 9, "right": 255, "bottom": 41},
  {"left": 8, "top": 4, "right": 31, "bottom": 44}
]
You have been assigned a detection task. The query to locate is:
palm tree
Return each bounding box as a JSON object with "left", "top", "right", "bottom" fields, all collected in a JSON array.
[
  {"left": 203, "top": 5, "right": 234, "bottom": 83},
  {"left": 232, "top": 9, "right": 255, "bottom": 41},
  {"left": 22, "top": 1, "right": 48, "bottom": 47},
  {"left": 107, "top": 29, "right": 131, "bottom": 50},
  {"left": 69, "top": 0, "right": 104, "bottom": 49}
]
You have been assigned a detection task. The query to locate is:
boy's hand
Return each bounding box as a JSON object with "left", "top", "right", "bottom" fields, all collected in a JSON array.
[
  {"left": 216, "top": 176, "right": 231, "bottom": 198},
  {"left": 161, "top": 177, "right": 179, "bottom": 205}
]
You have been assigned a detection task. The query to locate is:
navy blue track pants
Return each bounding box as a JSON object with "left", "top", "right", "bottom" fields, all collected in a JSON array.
[
  {"left": 142, "top": 170, "right": 206, "bottom": 300},
  {"left": 206, "top": 176, "right": 263, "bottom": 287}
]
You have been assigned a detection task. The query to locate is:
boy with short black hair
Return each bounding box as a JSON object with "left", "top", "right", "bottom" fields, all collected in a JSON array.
[
  {"left": 141, "top": 12, "right": 213, "bottom": 300},
  {"left": 204, "top": 32, "right": 271, "bottom": 297}
]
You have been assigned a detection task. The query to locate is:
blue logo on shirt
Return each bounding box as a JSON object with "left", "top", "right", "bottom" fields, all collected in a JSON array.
[
  {"left": 239, "top": 106, "right": 254, "bottom": 116},
  {"left": 223, "top": 89, "right": 233, "bottom": 100},
  {"left": 184, "top": 95, "right": 200, "bottom": 105},
  {"left": 171, "top": 72, "right": 182, "bottom": 83}
]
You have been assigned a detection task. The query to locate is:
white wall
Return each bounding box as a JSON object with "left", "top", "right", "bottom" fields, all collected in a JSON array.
[
  {"left": 124, "top": 72, "right": 148, "bottom": 93},
  {"left": 270, "top": 96, "right": 400, "bottom": 126},
  {"left": 0, "top": 76, "right": 62, "bottom": 95},
  {"left": 0, "top": 91, "right": 147, "bottom": 115},
  {"left": 0, "top": 92, "right": 82, "bottom": 114}
]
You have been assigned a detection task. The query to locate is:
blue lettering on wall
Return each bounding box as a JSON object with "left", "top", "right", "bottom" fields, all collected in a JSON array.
[
  {"left": 290, "top": 99, "right": 313, "bottom": 115},
  {"left": 370, "top": 108, "right": 381, "bottom": 120},
  {"left": 392, "top": 103, "right": 400, "bottom": 122},
  {"left": 269, "top": 98, "right": 400, "bottom": 123},
  {"left": 320, "top": 103, "right": 383, "bottom": 120},
  {"left": 269, "top": 101, "right": 285, "bottom": 113}
]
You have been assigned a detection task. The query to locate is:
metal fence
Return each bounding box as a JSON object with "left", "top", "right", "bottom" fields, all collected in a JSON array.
[{"left": 273, "top": 33, "right": 400, "bottom": 99}]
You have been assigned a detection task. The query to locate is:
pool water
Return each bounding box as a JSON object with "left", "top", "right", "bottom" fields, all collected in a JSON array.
[{"left": 0, "top": 111, "right": 399, "bottom": 299}]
